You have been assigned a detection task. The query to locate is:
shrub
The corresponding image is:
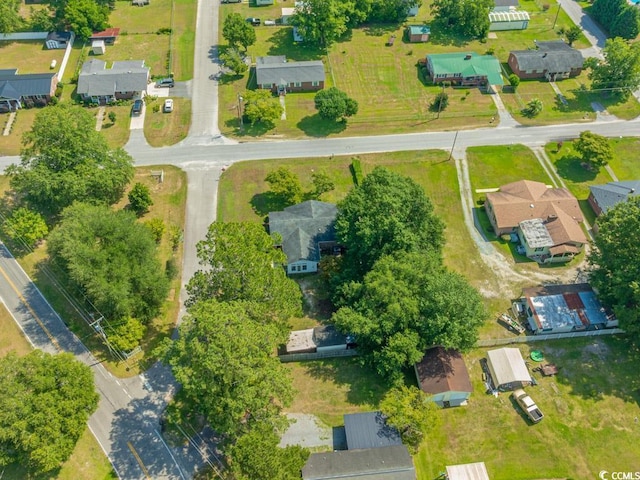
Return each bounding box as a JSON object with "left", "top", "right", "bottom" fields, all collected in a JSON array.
[{"left": 350, "top": 157, "right": 364, "bottom": 185}]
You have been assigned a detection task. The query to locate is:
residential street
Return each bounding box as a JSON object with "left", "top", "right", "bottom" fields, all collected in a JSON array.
[{"left": 0, "top": 0, "right": 638, "bottom": 478}]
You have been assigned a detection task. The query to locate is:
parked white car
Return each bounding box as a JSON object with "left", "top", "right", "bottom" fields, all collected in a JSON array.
[{"left": 163, "top": 99, "right": 174, "bottom": 113}]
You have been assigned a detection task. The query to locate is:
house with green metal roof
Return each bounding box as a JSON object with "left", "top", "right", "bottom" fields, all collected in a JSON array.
[
  {"left": 406, "top": 25, "right": 430, "bottom": 43},
  {"left": 425, "top": 52, "right": 504, "bottom": 90}
]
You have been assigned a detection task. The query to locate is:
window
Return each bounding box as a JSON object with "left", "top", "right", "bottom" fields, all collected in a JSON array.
[
  {"left": 311, "top": 81, "right": 319, "bottom": 86},
  {"left": 262, "top": 84, "right": 272, "bottom": 89},
  {"left": 534, "top": 247, "right": 544, "bottom": 252},
  {"left": 294, "top": 82, "right": 302, "bottom": 87},
  {"left": 302, "top": 265, "right": 307, "bottom": 271}
]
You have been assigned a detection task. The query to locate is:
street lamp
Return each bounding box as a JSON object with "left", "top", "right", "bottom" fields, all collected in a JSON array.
[{"left": 237, "top": 94, "right": 244, "bottom": 130}]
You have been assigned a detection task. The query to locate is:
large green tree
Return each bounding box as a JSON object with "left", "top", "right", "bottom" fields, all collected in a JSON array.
[
  {"left": 222, "top": 13, "right": 256, "bottom": 51},
  {"left": 157, "top": 300, "right": 293, "bottom": 439},
  {"left": 333, "top": 251, "right": 486, "bottom": 382},
  {"left": 228, "top": 423, "right": 309, "bottom": 480},
  {"left": 369, "top": 0, "right": 421, "bottom": 22},
  {"left": 0, "top": 0, "right": 23, "bottom": 33},
  {"left": 265, "top": 167, "right": 303, "bottom": 206},
  {"left": 431, "top": 0, "right": 492, "bottom": 39},
  {"left": 7, "top": 104, "right": 134, "bottom": 216},
  {"left": 573, "top": 130, "right": 613, "bottom": 170},
  {"left": 290, "top": 0, "right": 350, "bottom": 47},
  {"left": 334, "top": 167, "right": 445, "bottom": 284},
  {"left": 314, "top": 87, "right": 359, "bottom": 122},
  {"left": 591, "top": 0, "right": 639, "bottom": 39},
  {"left": 379, "top": 385, "right": 440, "bottom": 453},
  {"left": 186, "top": 222, "right": 302, "bottom": 333},
  {"left": 0, "top": 351, "right": 98, "bottom": 474},
  {"left": 47, "top": 203, "right": 169, "bottom": 328},
  {"left": 587, "top": 37, "right": 640, "bottom": 100},
  {"left": 243, "top": 89, "right": 283, "bottom": 127},
  {"left": 52, "top": 0, "right": 110, "bottom": 40},
  {"left": 588, "top": 197, "right": 640, "bottom": 339},
  {"left": 2, "top": 207, "right": 48, "bottom": 249}
]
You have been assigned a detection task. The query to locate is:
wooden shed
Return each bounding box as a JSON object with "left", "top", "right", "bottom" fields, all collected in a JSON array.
[
  {"left": 406, "top": 25, "right": 430, "bottom": 43},
  {"left": 415, "top": 347, "right": 472, "bottom": 407}
]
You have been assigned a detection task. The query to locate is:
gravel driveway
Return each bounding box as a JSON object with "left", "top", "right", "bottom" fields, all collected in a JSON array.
[{"left": 279, "top": 413, "right": 334, "bottom": 449}]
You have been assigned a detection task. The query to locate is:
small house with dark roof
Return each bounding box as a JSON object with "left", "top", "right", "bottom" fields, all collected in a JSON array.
[
  {"left": 302, "top": 445, "right": 416, "bottom": 480},
  {"left": 255, "top": 55, "right": 325, "bottom": 94},
  {"left": 268, "top": 200, "right": 337, "bottom": 275},
  {"left": 415, "top": 347, "right": 472, "bottom": 407},
  {"left": 0, "top": 69, "right": 58, "bottom": 112},
  {"left": 45, "top": 31, "right": 73, "bottom": 49},
  {"left": 90, "top": 28, "right": 120, "bottom": 45},
  {"left": 343, "top": 412, "right": 402, "bottom": 450},
  {"left": 77, "top": 59, "right": 149, "bottom": 104},
  {"left": 588, "top": 180, "right": 640, "bottom": 216},
  {"left": 508, "top": 41, "right": 584, "bottom": 81}
]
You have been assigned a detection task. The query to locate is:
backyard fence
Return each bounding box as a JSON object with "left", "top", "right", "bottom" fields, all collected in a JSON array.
[
  {"left": 279, "top": 349, "right": 358, "bottom": 363},
  {"left": 477, "top": 328, "right": 625, "bottom": 347},
  {"left": 0, "top": 32, "right": 48, "bottom": 41}
]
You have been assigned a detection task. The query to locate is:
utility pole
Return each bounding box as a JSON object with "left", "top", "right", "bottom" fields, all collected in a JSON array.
[
  {"left": 448, "top": 130, "right": 459, "bottom": 161},
  {"left": 237, "top": 94, "right": 244, "bottom": 131}
]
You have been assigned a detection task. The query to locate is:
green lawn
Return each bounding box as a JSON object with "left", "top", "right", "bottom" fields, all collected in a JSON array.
[
  {"left": 99, "top": 105, "right": 133, "bottom": 149},
  {"left": 415, "top": 337, "right": 640, "bottom": 479},
  {"left": 0, "top": 40, "right": 65, "bottom": 74},
  {"left": 0, "top": 108, "right": 40, "bottom": 156},
  {"left": 144, "top": 97, "right": 192, "bottom": 146}
]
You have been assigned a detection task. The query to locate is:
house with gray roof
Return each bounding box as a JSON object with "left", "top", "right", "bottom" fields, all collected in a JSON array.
[
  {"left": 508, "top": 41, "right": 583, "bottom": 81},
  {"left": 588, "top": 180, "right": 640, "bottom": 216},
  {"left": 268, "top": 200, "right": 337, "bottom": 274},
  {"left": 344, "top": 412, "right": 402, "bottom": 450},
  {"left": 255, "top": 55, "right": 325, "bottom": 94},
  {"left": 77, "top": 59, "right": 149, "bottom": 104},
  {"left": 0, "top": 69, "right": 58, "bottom": 112}
]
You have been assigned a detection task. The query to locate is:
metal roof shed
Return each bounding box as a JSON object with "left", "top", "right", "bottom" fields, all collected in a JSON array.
[
  {"left": 486, "top": 348, "right": 531, "bottom": 390},
  {"left": 446, "top": 462, "right": 490, "bottom": 480}
]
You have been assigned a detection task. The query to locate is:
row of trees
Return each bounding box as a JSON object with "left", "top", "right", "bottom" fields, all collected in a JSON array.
[
  {"left": 327, "top": 168, "right": 487, "bottom": 383},
  {"left": 266, "top": 167, "right": 335, "bottom": 206},
  {"left": 591, "top": 0, "right": 639, "bottom": 40},
  {"left": 586, "top": 37, "right": 640, "bottom": 100},
  {"left": 157, "top": 222, "right": 308, "bottom": 478}
]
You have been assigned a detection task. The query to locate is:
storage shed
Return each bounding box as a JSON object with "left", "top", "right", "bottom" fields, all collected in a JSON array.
[
  {"left": 446, "top": 462, "right": 490, "bottom": 480},
  {"left": 414, "top": 347, "right": 472, "bottom": 407},
  {"left": 91, "top": 39, "right": 106, "bottom": 55},
  {"left": 45, "top": 31, "right": 72, "bottom": 49},
  {"left": 406, "top": 25, "right": 430, "bottom": 43},
  {"left": 486, "top": 348, "right": 531, "bottom": 390},
  {"left": 489, "top": 10, "right": 530, "bottom": 31}
]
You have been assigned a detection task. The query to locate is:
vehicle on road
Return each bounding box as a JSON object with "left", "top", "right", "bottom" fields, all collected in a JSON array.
[
  {"left": 246, "top": 17, "right": 261, "bottom": 26},
  {"left": 163, "top": 99, "right": 174, "bottom": 113},
  {"left": 512, "top": 389, "right": 544, "bottom": 423},
  {"left": 132, "top": 99, "right": 144, "bottom": 115},
  {"left": 222, "top": 0, "right": 242, "bottom": 3},
  {"left": 156, "top": 78, "right": 175, "bottom": 88}
]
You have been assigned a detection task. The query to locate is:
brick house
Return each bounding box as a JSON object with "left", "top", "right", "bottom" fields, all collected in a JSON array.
[
  {"left": 0, "top": 69, "right": 58, "bottom": 112},
  {"left": 508, "top": 41, "right": 583, "bottom": 81},
  {"left": 425, "top": 53, "right": 504, "bottom": 90},
  {"left": 255, "top": 56, "right": 325, "bottom": 94}
]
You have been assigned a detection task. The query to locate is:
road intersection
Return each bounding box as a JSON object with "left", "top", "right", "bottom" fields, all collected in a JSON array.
[{"left": 0, "top": 0, "right": 638, "bottom": 478}]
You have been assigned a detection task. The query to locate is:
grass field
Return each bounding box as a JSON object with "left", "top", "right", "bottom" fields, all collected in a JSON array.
[
  {"left": 0, "top": 305, "right": 116, "bottom": 480},
  {"left": 99, "top": 105, "right": 133, "bottom": 148},
  {"left": 415, "top": 337, "right": 640, "bottom": 479},
  {"left": 0, "top": 40, "right": 65, "bottom": 74},
  {"left": 0, "top": 108, "right": 39, "bottom": 156},
  {"left": 11, "top": 166, "right": 187, "bottom": 378},
  {"left": 144, "top": 97, "right": 191, "bottom": 146}
]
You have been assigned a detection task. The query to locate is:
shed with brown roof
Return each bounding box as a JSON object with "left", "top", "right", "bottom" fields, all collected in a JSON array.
[{"left": 414, "top": 347, "right": 472, "bottom": 407}]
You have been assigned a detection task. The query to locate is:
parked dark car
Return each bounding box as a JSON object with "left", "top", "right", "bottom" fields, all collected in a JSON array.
[
  {"left": 246, "top": 17, "right": 261, "bottom": 26},
  {"left": 156, "top": 78, "right": 175, "bottom": 88},
  {"left": 132, "top": 99, "right": 144, "bottom": 115}
]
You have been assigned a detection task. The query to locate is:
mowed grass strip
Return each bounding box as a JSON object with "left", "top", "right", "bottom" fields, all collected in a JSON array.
[
  {"left": 144, "top": 97, "right": 191, "bottom": 146},
  {"left": 0, "top": 108, "right": 39, "bottom": 156},
  {"left": 415, "top": 337, "right": 640, "bottom": 480},
  {"left": 0, "top": 304, "right": 116, "bottom": 480}
]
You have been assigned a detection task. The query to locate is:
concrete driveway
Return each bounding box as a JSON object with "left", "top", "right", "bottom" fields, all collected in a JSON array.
[{"left": 279, "top": 413, "right": 334, "bottom": 449}]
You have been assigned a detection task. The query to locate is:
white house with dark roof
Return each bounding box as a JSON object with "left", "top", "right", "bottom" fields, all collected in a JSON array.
[
  {"left": 0, "top": 69, "right": 58, "bottom": 112},
  {"left": 77, "top": 59, "right": 149, "bottom": 104},
  {"left": 268, "top": 200, "right": 337, "bottom": 274},
  {"left": 588, "top": 180, "right": 640, "bottom": 216},
  {"left": 255, "top": 55, "right": 325, "bottom": 94}
]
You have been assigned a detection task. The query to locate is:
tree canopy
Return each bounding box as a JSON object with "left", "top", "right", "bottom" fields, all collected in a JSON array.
[
  {"left": 588, "top": 197, "right": 640, "bottom": 340},
  {"left": 220, "top": 48, "right": 249, "bottom": 75},
  {"left": 0, "top": 351, "right": 98, "bottom": 474},
  {"left": 265, "top": 167, "right": 303, "bottom": 206},
  {"left": 186, "top": 222, "right": 302, "bottom": 334},
  {"left": 591, "top": 0, "right": 639, "bottom": 39},
  {"left": 51, "top": 0, "right": 110, "bottom": 40},
  {"left": 290, "top": 0, "right": 350, "bottom": 47},
  {"left": 228, "top": 423, "right": 309, "bottom": 480},
  {"left": 0, "top": 0, "right": 23, "bottom": 34},
  {"left": 334, "top": 167, "right": 445, "bottom": 284},
  {"left": 587, "top": 37, "right": 640, "bottom": 100},
  {"left": 128, "top": 182, "right": 153, "bottom": 216},
  {"left": 314, "top": 87, "right": 359, "bottom": 122},
  {"left": 431, "top": 0, "right": 493, "bottom": 39},
  {"left": 243, "top": 89, "right": 283, "bottom": 127},
  {"left": 47, "top": 203, "right": 169, "bottom": 330},
  {"left": 1, "top": 207, "right": 48, "bottom": 249},
  {"left": 379, "top": 385, "right": 440, "bottom": 453},
  {"left": 333, "top": 251, "right": 486, "bottom": 382},
  {"left": 222, "top": 13, "right": 256, "bottom": 51},
  {"left": 7, "top": 104, "right": 134, "bottom": 216},
  {"left": 157, "top": 299, "right": 293, "bottom": 439},
  {"left": 573, "top": 131, "right": 613, "bottom": 170}
]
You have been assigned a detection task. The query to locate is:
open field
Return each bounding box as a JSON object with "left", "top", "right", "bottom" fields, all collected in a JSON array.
[
  {"left": 144, "top": 97, "right": 191, "bottom": 146},
  {"left": 0, "top": 40, "right": 65, "bottom": 74},
  {"left": 98, "top": 105, "right": 133, "bottom": 148},
  {"left": 415, "top": 337, "right": 640, "bottom": 479},
  {"left": 5, "top": 166, "right": 187, "bottom": 378},
  {"left": 0, "top": 108, "right": 40, "bottom": 156},
  {"left": 109, "top": 0, "right": 197, "bottom": 80},
  {"left": 0, "top": 301, "right": 115, "bottom": 480}
]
